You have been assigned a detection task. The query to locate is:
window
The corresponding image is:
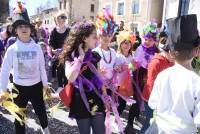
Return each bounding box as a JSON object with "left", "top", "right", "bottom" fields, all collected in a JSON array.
[
  {"left": 90, "top": 16, "right": 94, "bottom": 21},
  {"left": 59, "top": 2, "right": 62, "bottom": 10},
  {"left": 117, "top": 2, "right": 124, "bottom": 15},
  {"left": 64, "top": 0, "right": 67, "bottom": 9},
  {"left": 91, "top": 4, "right": 95, "bottom": 12},
  {"left": 132, "top": 0, "right": 139, "bottom": 14}
]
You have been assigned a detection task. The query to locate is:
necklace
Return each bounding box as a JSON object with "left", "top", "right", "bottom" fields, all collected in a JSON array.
[{"left": 100, "top": 48, "right": 112, "bottom": 64}]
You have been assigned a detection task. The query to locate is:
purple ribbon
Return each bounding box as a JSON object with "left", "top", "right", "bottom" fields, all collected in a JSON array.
[
  {"left": 142, "top": 44, "right": 158, "bottom": 55},
  {"left": 73, "top": 52, "right": 104, "bottom": 113}
]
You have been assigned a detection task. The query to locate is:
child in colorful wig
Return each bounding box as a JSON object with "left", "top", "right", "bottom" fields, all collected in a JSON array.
[
  {"left": 93, "top": 8, "right": 118, "bottom": 85},
  {"left": 125, "top": 21, "right": 159, "bottom": 132},
  {"left": 94, "top": 8, "right": 127, "bottom": 133},
  {"left": 115, "top": 31, "right": 136, "bottom": 115}
]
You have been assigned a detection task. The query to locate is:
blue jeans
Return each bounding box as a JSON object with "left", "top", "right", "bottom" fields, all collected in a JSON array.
[
  {"left": 76, "top": 113, "right": 105, "bottom": 134},
  {"left": 140, "top": 101, "right": 153, "bottom": 134}
]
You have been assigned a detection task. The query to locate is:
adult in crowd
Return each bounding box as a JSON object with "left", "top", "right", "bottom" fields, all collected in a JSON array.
[{"left": 49, "top": 12, "right": 70, "bottom": 91}]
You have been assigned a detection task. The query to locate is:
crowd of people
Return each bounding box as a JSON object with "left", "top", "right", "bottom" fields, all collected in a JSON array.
[{"left": 0, "top": 1, "right": 200, "bottom": 134}]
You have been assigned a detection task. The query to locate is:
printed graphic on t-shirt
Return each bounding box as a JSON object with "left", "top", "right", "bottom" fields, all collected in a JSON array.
[{"left": 17, "top": 51, "right": 37, "bottom": 79}]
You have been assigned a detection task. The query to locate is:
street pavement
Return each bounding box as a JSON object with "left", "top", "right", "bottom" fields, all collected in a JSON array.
[{"left": 0, "top": 96, "right": 142, "bottom": 134}]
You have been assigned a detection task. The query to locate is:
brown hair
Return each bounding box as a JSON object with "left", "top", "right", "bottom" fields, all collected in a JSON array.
[
  {"left": 118, "top": 40, "right": 133, "bottom": 56},
  {"left": 59, "top": 21, "right": 96, "bottom": 64},
  {"left": 173, "top": 48, "right": 196, "bottom": 61}
]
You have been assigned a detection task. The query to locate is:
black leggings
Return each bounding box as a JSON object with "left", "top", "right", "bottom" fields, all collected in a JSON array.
[
  {"left": 13, "top": 82, "right": 48, "bottom": 134},
  {"left": 52, "top": 59, "right": 67, "bottom": 88},
  {"left": 117, "top": 97, "right": 126, "bottom": 115},
  {"left": 127, "top": 67, "right": 147, "bottom": 125}
]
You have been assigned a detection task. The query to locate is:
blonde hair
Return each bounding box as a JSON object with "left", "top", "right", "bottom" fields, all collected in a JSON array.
[
  {"left": 56, "top": 12, "right": 67, "bottom": 19},
  {"left": 54, "top": 12, "right": 67, "bottom": 25},
  {"left": 117, "top": 31, "right": 136, "bottom": 55}
]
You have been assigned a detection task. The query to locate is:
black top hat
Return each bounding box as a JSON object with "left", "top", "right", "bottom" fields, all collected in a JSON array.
[
  {"left": 167, "top": 14, "right": 200, "bottom": 51},
  {"left": 12, "top": 6, "right": 32, "bottom": 30}
]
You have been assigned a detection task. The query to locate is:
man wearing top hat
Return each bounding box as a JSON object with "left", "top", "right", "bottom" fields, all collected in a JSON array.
[
  {"left": 0, "top": 2, "right": 50, "bottom": 134},
  {"left": 148, "top": 14, "right": 200, "bottom": 134}
]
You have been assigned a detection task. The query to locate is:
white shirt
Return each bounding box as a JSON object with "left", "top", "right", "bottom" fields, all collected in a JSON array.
[
  {"left": 115, "top": 53, "right": 134, "bottom": 86},
  {"left": 149, "top": 63, "right": 200, "bottom": 134},
  {"left": 0, "top": 39, "right": 48, "bottom": 92},
  {"left": 116, "top": 53, "right": 134, "bottom": 65},
  {"left": 93, "top": 46, "right": 117, "bottom": 80}
]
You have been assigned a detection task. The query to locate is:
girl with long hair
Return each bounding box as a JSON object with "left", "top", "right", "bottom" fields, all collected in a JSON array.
[{"left": 59, "top": 22, "right": 106, "bottom": 134}]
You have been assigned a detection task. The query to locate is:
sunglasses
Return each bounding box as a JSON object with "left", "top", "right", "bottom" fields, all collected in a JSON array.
[{"left": 59, "top": 16, "right": 67, "bottom": 20}]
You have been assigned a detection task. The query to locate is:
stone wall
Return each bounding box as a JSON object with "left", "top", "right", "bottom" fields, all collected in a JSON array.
[{"left": 0, "top": 0, "right": 9, "bottom": 23}]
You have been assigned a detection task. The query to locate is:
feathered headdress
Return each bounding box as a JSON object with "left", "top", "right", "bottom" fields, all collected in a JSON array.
[
  {"left": 12, "top": 0, "right": 31, "bottom": 30},
  {"left": 13, "top": 0, "right": 26, "bottom": 14},
  {"left": 142, "top": 20, "right": 159, "bottom": 41},
  {"left": 96, "top": 8, "right": 118, "bottom": 36},
  {"left": 117, "top": 31, "right": 136, "bottom": 45}
]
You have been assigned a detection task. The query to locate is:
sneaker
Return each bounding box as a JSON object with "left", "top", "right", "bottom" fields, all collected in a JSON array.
[{"left": 43, "top": 127, "right": 50, "bottom": 134}]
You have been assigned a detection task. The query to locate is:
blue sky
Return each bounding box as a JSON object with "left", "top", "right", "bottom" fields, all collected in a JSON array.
[{"left": 10, "top": 0, "right": 58, "bottom": 16}]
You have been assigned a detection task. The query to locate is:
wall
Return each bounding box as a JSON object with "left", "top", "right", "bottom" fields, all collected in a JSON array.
[{"left": 0, "top": 0, "right": 9, "bottom": 23}]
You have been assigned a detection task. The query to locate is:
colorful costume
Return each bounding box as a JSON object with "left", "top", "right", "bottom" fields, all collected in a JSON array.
[
  {"left": 116, "top": 31, "right": 136, "bottom": 97},
  {"left": 94, "top": 9, "right": 128, "bottom": 134},
  {"left": 96, "top": 8, "right": 118, "bottom": 36},
  {"left": 126, "top": 21, "right": 159, "bottom": 130}
]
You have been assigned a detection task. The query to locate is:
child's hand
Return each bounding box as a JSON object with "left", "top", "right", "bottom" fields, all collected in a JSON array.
[
  {"left": 43, "top": 86, "right": 51, "bottom": 98},
  {"left": 114, "top": 65, "right": 122, "bottom": 73},
  {"left": 100, "top": 68, "right": 107, "bottom": 75},
  {"left": 132, "top": 60, "right": 139, "bottom": 70},
  {"left": 0, "top": 92, "right": 7, "bottom": 103},
  {"left": 78, "top": 44, "right": 85, "bottom": 61}
]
